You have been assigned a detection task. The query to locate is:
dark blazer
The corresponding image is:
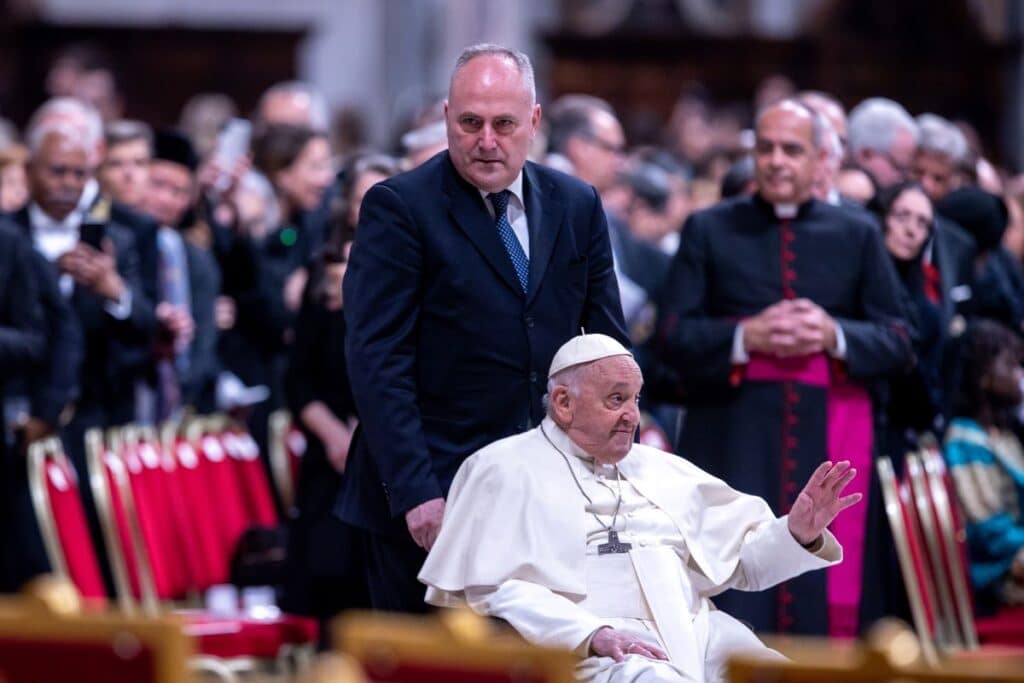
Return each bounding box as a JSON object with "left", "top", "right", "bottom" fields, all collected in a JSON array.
[
  {"left": 109, "top": 200, "right": 161, "bottom": 306},
  {"left": 180, "top": 242, "right": 221, "bottom": 412},
  {"left": 9, "top": 207, "right": 157, "bottom": 425},
  {"left": 0, "top": 223, "right": 47, "bottom": 374},
  {"left": 930, "top": 216, "right": 976, "bottom": 325},
  {"left": 340, "top": 152, "right": 628, "bottom": 532}
]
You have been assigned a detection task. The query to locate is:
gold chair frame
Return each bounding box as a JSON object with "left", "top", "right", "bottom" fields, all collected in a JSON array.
[
  {"left": 336, "top": 608, "right": 575, "bottom": 682},
  {"left": 876, "top": 455, "right": 940, "bottom": 665}
]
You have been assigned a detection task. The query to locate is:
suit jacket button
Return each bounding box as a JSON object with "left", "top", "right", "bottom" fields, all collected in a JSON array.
[
  {"left": 524, "top": 316, "right": 535, "bottom": 328},
  {"left": 529, "top": 371, "right": 538, "bottom": 383}
]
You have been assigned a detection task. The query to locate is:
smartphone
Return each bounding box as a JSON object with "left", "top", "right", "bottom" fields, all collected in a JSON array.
[
  {"left": 79, "top": 221, "right": 106, "bottom": 250},
  {"left": 214, "top": 118, "right": 252, "bottom": 192}
]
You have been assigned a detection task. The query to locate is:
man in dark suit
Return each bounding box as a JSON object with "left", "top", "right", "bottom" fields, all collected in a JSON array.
[
  {"left": 9, "top": 112, "right": 157, "bottom": 592},
  {"left": 137, "top": 130, "right": 221, "bottom": 416},
  {"left": 342, "top": 43, "right": 628, "bottom": 612}
]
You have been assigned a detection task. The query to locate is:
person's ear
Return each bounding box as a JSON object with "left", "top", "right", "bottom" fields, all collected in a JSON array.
[{"left": 550, "top": 385, "right": 573, "bottom": 424}]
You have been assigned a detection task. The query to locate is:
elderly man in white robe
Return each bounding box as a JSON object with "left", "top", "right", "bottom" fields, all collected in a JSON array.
[{"left": 418, "top": 333, "right": 862, "bottom": 683}]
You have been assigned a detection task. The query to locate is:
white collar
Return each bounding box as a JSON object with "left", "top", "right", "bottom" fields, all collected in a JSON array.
[
  {"left": 478, "top": 170, "right": 525, "bottom": 208},
  {"left": 774, "top": 203, "right": 798, "bottom": 219}
]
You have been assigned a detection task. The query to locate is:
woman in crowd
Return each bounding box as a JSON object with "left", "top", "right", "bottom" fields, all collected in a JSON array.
[
  {"left": 944, "top": 319, "right": 1024, "bottom": 609},
  {"left": 280, "top": 153, "right": 401, "bottom": 634},
  {"left": 871, "top": 181, "right": 950, "bottom": 460}
]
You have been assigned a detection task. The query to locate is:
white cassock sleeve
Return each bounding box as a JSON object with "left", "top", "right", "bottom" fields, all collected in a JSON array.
[
  {"left": 465, "top": 580, "right": 611, "bottom": 656},
  {"left": 689, "top": 515, "right": 841, "bottom": 597}
]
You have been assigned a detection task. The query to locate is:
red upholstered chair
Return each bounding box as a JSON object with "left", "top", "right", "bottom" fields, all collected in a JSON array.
[
  {"left": 85, "top": 418, "right": 317, "bottom": 677},
  {"left": 336, "top": 609, "right": 575, "bottom": 683},
  {"left": 221, "top": 428, "right": 278, "bottom": 527},
  {"left": 26, "top": 437, "right": 107, "bottom": 609},
  {"left": 877, "top": 455, "right": 942, "bottom": 664},
  {"left": 638, "top": 411, "right": 673, "bottom": 452},
  {"left": 917, "top": 446, "right": 1024, "bottom": 649},
  {"left": 0, "top": 583, "right": 193, "bottom": 683}
]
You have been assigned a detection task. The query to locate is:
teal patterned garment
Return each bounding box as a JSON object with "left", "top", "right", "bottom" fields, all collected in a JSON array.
[{"left": 944, "top": 417, "right": 1024, "bottom": 603}]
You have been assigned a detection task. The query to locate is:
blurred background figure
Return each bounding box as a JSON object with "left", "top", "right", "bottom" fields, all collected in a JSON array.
[
  {"left": 0, "top": 144, "right": 30, "bottom": 213},
  {"left": 281, "top": 151, "right": 401, "bottom": 639}
]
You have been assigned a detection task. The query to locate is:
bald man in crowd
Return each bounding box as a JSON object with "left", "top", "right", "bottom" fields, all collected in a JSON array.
[
  {"left": 653, "top": 99, "right": 911, "bottom": 637},
  {"left": 342, "top": 43, "right": 627, "bottom": 612}
]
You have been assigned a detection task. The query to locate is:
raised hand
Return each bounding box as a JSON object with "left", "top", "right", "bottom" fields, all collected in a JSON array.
[{"left": 788, "top": 460, "right": 862, "bottom": 546}]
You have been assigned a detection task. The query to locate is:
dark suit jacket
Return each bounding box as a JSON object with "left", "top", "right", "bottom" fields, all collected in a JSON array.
[
  {"left": 180, "top": 242, "right": 221, "bottom": 412},
  {"left": 9, "top": 207, "right": 157, "bottom": 425},
  {"left": 0, "top": 224, "right": 47, "bottom": 374},
  {"left": 109, "top": 200, "right": 161, "bottom": 306},
  {"left": 340, "top": 152, "right": 627, "bottom": 532}
]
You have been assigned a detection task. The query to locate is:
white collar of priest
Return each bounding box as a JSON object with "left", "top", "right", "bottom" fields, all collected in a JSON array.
[
  {"left": 479, "top": 170, "right": 525, "bottom": 216},
  {"left": 541, "top": 415, "right": 622, "bottom": 478},
  {"left": 774, "top": 203, "right": 798, "bottom": 219}
]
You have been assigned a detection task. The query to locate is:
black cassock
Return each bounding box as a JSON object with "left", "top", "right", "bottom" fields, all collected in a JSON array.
[{"left": 654, "top": 195, "right": 912, "bottom": 635}]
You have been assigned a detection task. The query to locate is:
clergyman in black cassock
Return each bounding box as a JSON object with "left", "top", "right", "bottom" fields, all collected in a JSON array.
[{"left": 653, "top": 100, "right": 912, "bottom": 637}]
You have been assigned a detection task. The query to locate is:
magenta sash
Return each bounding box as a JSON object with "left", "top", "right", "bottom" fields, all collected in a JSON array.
[{"left": 746, "top": 353, "right": 871, "bottom": 638}]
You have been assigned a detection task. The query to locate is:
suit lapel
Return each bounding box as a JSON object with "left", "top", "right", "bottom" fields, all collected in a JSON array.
[
  {"left": 523, "top": 162, "right": 564, "bottom": 306},
  {"left": 442, "top": 156, "right": 522, "bottom": 295},
  {"left": 932, "top": 224, "right": 956, "bottom": 324}
]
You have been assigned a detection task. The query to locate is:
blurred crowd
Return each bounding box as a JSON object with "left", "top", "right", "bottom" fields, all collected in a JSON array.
[{"left": 1, "top": 42, "right": 1023, "bottom": 634}]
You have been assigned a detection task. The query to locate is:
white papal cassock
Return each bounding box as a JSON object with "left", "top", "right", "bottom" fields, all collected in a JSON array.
[{"left": 419, "top": 417, "right": 842, "bottom": 683}]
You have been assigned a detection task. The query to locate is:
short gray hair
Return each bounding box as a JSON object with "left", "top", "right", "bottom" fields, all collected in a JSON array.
[
  {"left": 450, "top": 43, "right": 536, "bottom": 105},
  {"left": 104, "top": 119, "right": 154, "bottom": 152},
  {"left": 848, "top": 97, "right": 919, "bottom": 154},
  {"left": 26, "top": 97, "right": 103, "bottom": 156},
  {"left": 258, "top": 80, "right": 330, "bottom": 131},
  {"left": 916, "top": 113, "right": 969, "bottom": 164}
]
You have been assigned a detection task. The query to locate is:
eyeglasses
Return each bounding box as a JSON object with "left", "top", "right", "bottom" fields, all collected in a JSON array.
[{"left": 580, "top": 132, "right": 625, "bottom": 156}]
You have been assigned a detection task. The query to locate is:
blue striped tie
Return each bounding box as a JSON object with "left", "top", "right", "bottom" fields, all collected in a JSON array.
[{"left": 488, "top": 190, "right": 529, "bottom": 293}]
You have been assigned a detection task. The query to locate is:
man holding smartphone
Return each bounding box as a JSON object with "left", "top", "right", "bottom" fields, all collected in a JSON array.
[{"left": 4, "top": 99, "right": 157, "bottom": 593}]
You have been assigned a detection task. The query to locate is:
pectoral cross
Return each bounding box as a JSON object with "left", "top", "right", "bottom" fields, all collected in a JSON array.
[{"left": 598, "top": 529, "right": 632, "bottom": 555}]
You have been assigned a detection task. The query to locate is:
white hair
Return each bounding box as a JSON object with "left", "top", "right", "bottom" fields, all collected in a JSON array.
[
  {"left": 25, "top": 120, "right": 90, "bottom": 157},
  {"left": 258, "top": 80, "right": 330, "bottom": 132},
  {"left": 26, "top": 97, "right": 102, "bottom": 156},
  {"left": 450, "top": 43, "right": 536, "bottom": 105},
  {"left": 542, "top": 363, "right": 591, "bottom": 418},
  {"left": 916, "top": 113, "right": 969, "bottom": 164},
  {"left": 848, "top": 97, "right": 919, "bottom": 154}
]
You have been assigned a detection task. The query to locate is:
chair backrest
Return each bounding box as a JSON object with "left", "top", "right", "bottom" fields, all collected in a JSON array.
[
  {"left": 876, "top": 455, "right": 939, "bottom": 665},
  {"left": 730, "top": 620, "right": 1024, "bottom": 682},
  {"left": 26, "top": 438, "right": 107, "bottom": 607},
  {"left": 0, "top": 592, "right": 190, "bottom": 682},
  {"left": 905, "top": 452, "right": 962, "bottom": 650},
  {"left": 336, "top": 609, "right": 575, "bottom": 683},
  {"left": 919, "top": 444, "right": 980, "bottom": 650}
]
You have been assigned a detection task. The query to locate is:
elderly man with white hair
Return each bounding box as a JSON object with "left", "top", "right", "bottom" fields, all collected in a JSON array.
[
  {"left": 848, "top": 97, "right": 919, "bottom": 188},
  {"left": 420, "top": 334, "right": 860, "bottom": 683}
]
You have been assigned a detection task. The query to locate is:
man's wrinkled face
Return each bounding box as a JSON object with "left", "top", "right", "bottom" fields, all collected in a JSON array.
[
  {"left": 28, "top": 132, "right": 90, "bottom": 221},
  {"left": 562, "top": 356, "right": 643, "bottom": 466},
  {"left": 142, "top": 160, "right": 194, "bottom": 228},
  {"left": 445, "top": 55, "right": 540, "bottom": 193},
  {"left": 913, "top": 149, "right": 957, "bottom": 202},
  {"left": 99, "top": 138, "right": 151, "bottom": 208},
  {"left": 754, "top": 103, "right": 821, "bottom": 205}
]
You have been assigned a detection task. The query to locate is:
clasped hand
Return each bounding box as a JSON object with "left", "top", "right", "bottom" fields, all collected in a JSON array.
[
  {"left": 743, "top": 298, "right": 837, "bottom": 358},
  {"left": 788, "top": 460, "right": 862, "bottom": 546}
]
